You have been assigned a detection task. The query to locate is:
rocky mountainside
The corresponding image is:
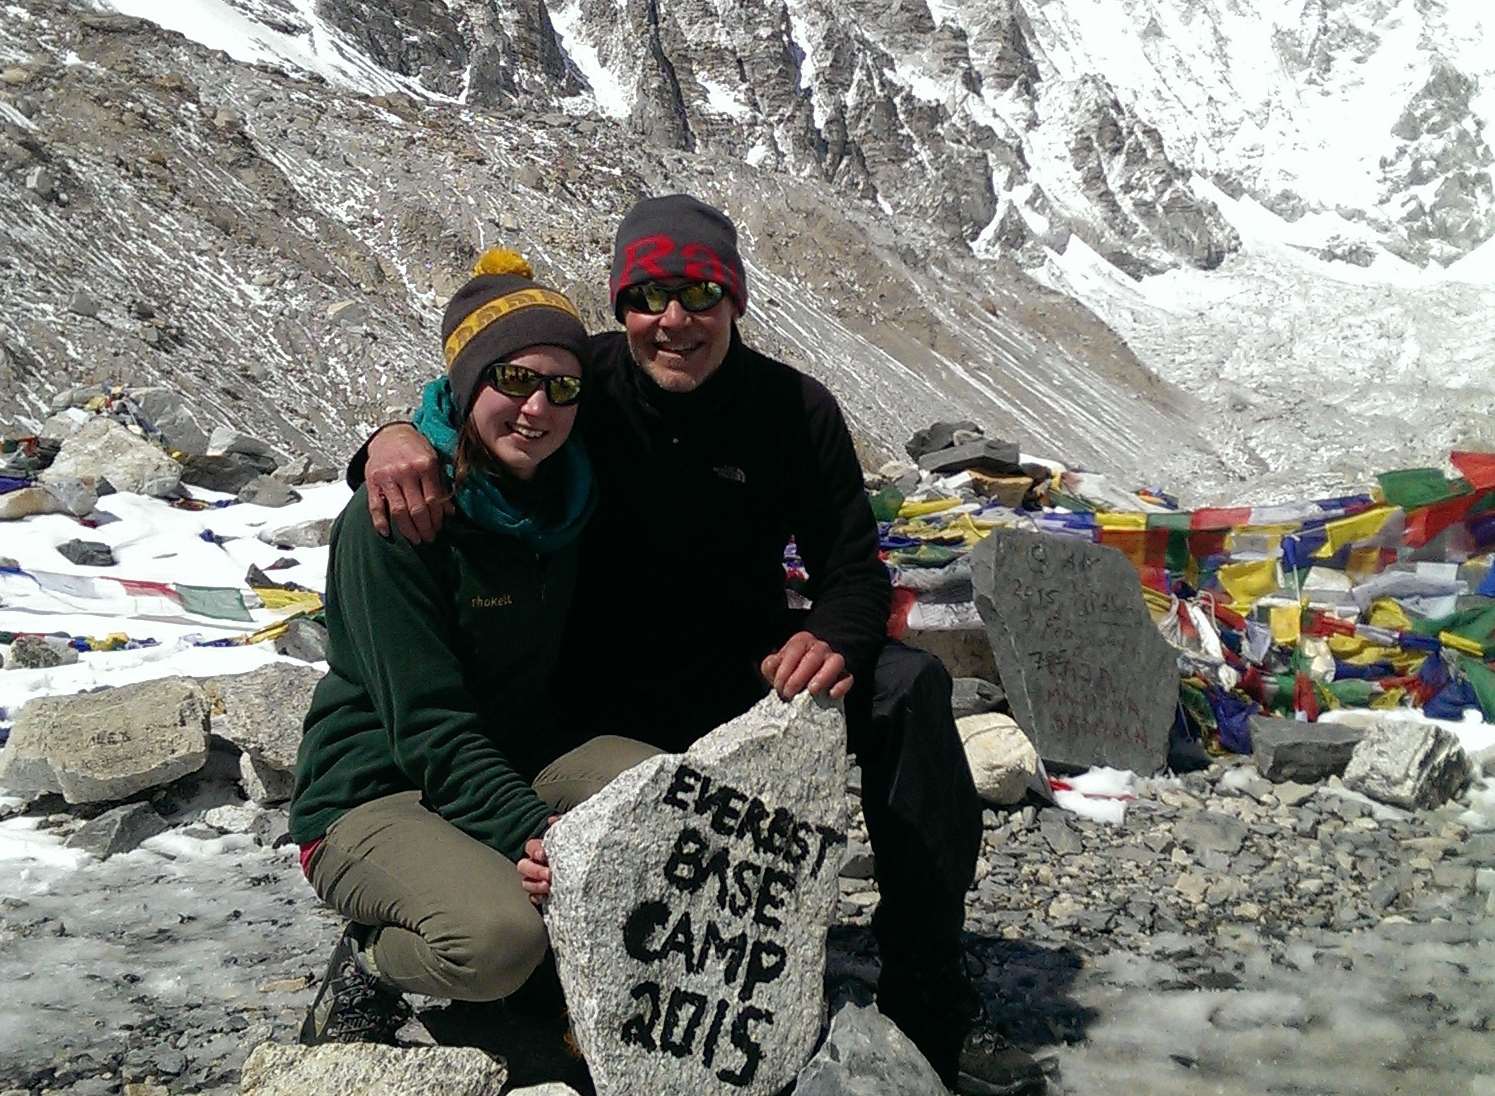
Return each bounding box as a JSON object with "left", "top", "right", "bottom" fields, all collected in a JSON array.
[{"left": 2, "top": 0, "right": 1493, "bottom": 502}]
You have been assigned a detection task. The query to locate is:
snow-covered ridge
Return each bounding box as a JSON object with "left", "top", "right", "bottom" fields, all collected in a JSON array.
[{"left": 26, "top": 0, "right": 1495, "bottom": 500}]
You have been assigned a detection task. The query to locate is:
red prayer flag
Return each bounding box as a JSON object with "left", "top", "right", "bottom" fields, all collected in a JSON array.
[
  {"left": 1451, "top": 451, "right": 1495, "bottom": 490},
  {"left": 1190, "top": 506, "right": 1252, "bottom": 531}
]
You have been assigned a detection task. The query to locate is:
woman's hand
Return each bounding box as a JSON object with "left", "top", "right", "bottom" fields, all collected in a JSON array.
[
  {"left": 518, "top": 815, "right": 561, "bottom": 907},
  {"left": 366, "top": 424, "right": 452, "bottom": 542}
]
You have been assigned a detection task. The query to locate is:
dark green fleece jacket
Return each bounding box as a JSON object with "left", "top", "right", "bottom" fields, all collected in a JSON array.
[{"left": 289, "top": 484, "right": 578, "bottom": 862}]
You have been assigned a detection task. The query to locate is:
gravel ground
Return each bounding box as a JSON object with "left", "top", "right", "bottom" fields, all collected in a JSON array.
[{"left": 2, "top": 759, "right": 1492, "bottom": 1095}]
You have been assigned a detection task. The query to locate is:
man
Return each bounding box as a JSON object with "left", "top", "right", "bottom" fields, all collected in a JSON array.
[{"left": 354, "top": 194, "right": 1043, "bottom": 1093}]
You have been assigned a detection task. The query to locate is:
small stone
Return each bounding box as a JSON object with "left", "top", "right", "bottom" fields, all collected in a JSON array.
[
  {"left": 64, "top": 802, "right": 167, "bottom": 859},
  {"left": 55, "top": 539, "right": 115, "bottom": 567},
  {"left": 951, "top": 677, "right": 1005, "bottom": 720},
  {"left": 67, "top": 290, "right": 100, "bottom": 318},
  {"left": 1275, "top": 781, "right": 1317, "bottom": 808},
  {"left": 1174, "top": 872, "right": 1210, "bottom": 902},
  {"left": 794, "top": 998, "right": 947, "bottom": 1095},
  {"left": 1039, "top": 810, "right": 1084, "bottom": 855},
  {"left": 958, "top": 711, "right": 1039, "bottom": 805},
  {"left": 326, "top": 299, "right": 367, "bottom": 326},
  {"left": 261, "top": 518, "right": 333, "bottom": 548},
  {"left": 24, "top": 166, "right": 54, "bottom": 200},
  {"left": 1367, "top": 879, "right": 1399, "bottom": 909},
  {"left": 839, "top": 839, "right": 875, "bottom": 880},
  {"left": 1, "top": 65, "right": 31, "bottom": 85},
  {"left": 203, "top": 803, "right": 261, "bottom": 834},
  {"left": 272, "top": 617, "right": 329, "bottom": 663},
  {"left": 1175, "top": 810, "right": 1249, "bottom": 856},
  {"left": 238, "top": 475, "right": 299, "bottom": 508}
]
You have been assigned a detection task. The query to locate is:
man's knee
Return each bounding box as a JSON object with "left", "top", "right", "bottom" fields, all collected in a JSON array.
[
  {"left": 437, "top": 907, "right": 549, "bottom": 1001},
  {"left": 874, "top": 643, "right": 953, "bottom": 711}
]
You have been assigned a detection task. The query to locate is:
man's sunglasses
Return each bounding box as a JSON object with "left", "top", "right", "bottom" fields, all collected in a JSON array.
[
  {"left": 486, "top": 362, "right": 583, "bottom": 407},
  {"left": 617, "top": 280, "right": 726, "bottom": 315}
]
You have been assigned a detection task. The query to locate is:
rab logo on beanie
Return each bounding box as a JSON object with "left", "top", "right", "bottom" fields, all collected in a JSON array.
[{"left": 609, "top": 194, "right": 748, "bottom": 319}]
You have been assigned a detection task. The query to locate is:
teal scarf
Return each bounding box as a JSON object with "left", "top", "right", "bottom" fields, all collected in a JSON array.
[{"left": 411, "top": 377, "right": 595, "bottom": 552}]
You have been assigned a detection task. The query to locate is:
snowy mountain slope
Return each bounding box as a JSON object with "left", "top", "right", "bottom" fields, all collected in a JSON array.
[
  {"left": 8, "top": 0, "right": 1494, "bottom": 501},
  {"left": 2, "top": 1, "right": 1246, "bottom": 497}
]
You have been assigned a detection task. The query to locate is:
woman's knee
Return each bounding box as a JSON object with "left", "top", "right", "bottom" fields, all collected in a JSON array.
[{"left": 439, "top": 907, "right": 550, "bottom": 1001}]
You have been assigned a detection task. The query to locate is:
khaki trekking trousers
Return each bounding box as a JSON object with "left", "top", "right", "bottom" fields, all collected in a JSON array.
[{"left": 305, "top": 735, "right": 661, "bottom": 1001}]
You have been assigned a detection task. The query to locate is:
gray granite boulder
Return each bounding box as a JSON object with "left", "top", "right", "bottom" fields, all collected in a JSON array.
[
  {"left": 0, "top": 677, "right": 209, "bottom": 803},
  {"left": 1251, "top": 717, "right": 1364, "bottom": 783},
  {"left": 205, "top": 663, "right": 323, "bottom": 772},
  {"left": 545, "top": 693, "right": 848, "bottom": 1096},
  {"left": 64, "top": 802, "right": 167, "bottom": 859},
  {"left": 238, "top": 1042, "right": 507, "bottom": 1095},
  {"left": 904, "top": 420, "right": 980, "bottom": 462},
  {"left": 41, "top": 417, "right": 181, "bottom": 497},
  {"left": 917, "top": 439, "right": 1022, "bottom": 476},
  {"left": 180, "top": 452, "right": 275, "bottom": 493},
  {"left": 1342, "top": 720, "right": 1471, "bottom": 810},
  {"left": 793, "top": 999, "right": 945, "bottom": 1095},
  {"left": 7, "top": 635, "right": 80, "bottom": 669}
]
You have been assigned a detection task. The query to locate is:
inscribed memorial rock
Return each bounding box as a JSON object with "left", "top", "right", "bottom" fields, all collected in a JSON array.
[
  {"left": 971, "top": 527, "right": 1177, "bottom": 773},
  {"left": 544, "top": 693, "right": 848, "bottom": 1096}
]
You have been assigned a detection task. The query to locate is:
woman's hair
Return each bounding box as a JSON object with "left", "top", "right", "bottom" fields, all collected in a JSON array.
[{"left": 452, "top": 413, "right": 499, "bottom": 497}]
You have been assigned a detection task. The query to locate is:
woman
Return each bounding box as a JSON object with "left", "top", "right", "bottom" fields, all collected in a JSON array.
[{"left": 289, "top": 250, "right": 657, "bottom": 1045}]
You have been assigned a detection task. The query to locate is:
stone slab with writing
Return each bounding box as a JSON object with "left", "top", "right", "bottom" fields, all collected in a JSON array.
[
  {"left": 971, "top": 527, "right": 1177, "bottom": 773},
  {"left": 544, "top": 692, "right": 848, "bottom": 1096}
]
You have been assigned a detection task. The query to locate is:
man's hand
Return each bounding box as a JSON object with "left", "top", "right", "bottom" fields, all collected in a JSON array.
[
  {"left": 365, "top": 423, "right": 452, "bottom": 542},
  {"left": 761, "top": 630, "right": 853, "bottom": 701},
  {"left": 517, "top": 815, "right": 560, "bottom": 907}
]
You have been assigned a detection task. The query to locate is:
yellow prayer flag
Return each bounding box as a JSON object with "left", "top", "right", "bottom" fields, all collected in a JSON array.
[
  {"left": 1440, "top": 631, "right": 1485, "bottom": 658},
  {"left": 253, "top": 587, "right": 325, "bottom": 614},
  {"left": 1096, "top": 511, "right": 1148, "bottom": 531},
  {"left": 1269, "top": 604, "right": 1302, "bottom": 644},
  {"left": 1313, "top": 506, "right": 1395, "bottom": 558},
  {"left": 897, "top": 498, "right": 961, "bottom": 519},
  {"left": 1367, "top": 598, "right": 1412, "bottom": 632},
  {"left": 1370, "top": 687, "right": 1406, "bottom": 710},
  {"left": 1218, "top": 558, "right": 1280, "bottom": 608}
]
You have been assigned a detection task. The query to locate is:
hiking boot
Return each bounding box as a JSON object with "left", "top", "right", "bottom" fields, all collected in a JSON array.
[
  {"left": 878, "top": 963, "right": 1047, "bottom": 1095},
  {"left": 298, "top": 923, "right": 412, "bottom": 1046}
]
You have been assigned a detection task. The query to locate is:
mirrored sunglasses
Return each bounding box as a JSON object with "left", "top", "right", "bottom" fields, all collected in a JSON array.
[
  {"left": 618, "top": 280, "right": 726, "bottom": 315},
  {"left": 486, "top": 362, "right": 583, "bottom": 406}
]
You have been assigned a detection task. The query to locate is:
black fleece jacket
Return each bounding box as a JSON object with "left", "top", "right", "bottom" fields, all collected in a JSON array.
[{"left": 352, "top": 328, "right": 890, "bottom": 750}]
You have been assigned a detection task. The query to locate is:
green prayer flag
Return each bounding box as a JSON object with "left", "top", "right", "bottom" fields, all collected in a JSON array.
[
  {"left": 1459, "top": 656, "right": 1495, "bottom": 721},
  {"left": 1146, "top": 512, "right": 1194, "bottom": 531},
  {"left": 177, "top": 584, "right": 253, "bottom": 622},
  {"left": 869, "top": 486, "right": 904, "bottom": 523},
  {"left": 1377, "top": 467, "right": 1470, "bottom": 510}
]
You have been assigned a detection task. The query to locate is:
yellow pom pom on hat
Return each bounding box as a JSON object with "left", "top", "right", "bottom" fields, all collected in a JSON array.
[
  {"left": 471, "top": 247, "right": 534, "bottom": 279},
  {"left": 441, "top": 247, "right": 589, "bottom": 419}
]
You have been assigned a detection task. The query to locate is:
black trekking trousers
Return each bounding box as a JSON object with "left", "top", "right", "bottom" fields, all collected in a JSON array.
[{"left": 844, "top": 639, "right": 983, "bottom": 969}]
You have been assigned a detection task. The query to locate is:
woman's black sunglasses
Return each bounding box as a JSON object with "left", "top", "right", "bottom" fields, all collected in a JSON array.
[
  {"left": 617, "top": 280, "right": 726, "bottom": 315},
  {"left": 486, "top": 362, "right": 583, "bottom": 406}
]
